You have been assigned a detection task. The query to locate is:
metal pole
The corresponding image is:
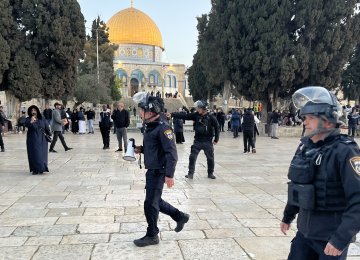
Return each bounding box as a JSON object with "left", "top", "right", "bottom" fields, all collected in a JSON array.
[{"left": 96, "top": 29, "right": 100, "bottom": 84}]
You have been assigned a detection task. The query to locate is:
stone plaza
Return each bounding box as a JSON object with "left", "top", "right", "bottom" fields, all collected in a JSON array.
[{"left": 0, "top": 129, "right": 360, "bottom": 260}]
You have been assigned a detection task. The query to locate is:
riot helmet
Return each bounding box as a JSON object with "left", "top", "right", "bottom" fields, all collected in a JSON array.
[
  {"left": 132, "top": 92, "right": 164, "bottom": 114},
  {"left": 194, "top": 100, "right": 208, "bottom": 109},
  {"left": 292, "top": 86, "right": 341, "bottom": 124}
]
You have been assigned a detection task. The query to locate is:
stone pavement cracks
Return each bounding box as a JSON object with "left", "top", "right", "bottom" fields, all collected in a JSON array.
[{"left": 0, "top": 130, "right": 360, "bottom": 260}]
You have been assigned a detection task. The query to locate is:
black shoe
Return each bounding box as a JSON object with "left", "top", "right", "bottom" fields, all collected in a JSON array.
[
  {"left": 65, "top": 147, "right": 73, "bottom": 151},
  {"left": 208, "top": 174, "right": 216, "bottom": 179},
  {"left": 32, "top": 172, "right": 39, "bottom": 175},
  {"left": 105, "top": 146, "right": 110, "bottom": 150},
  {"left": 175, "top": 213, "right": 190, "bottom": 232},
  {"left": 1, "top": 148, "right": 4, "bottom": 152},
  {"left": 185, "top": 174, "right": 193, "bottom": 179},
  {"left": 133, "top": 235, "right": 159, "bottom": 247},
  {"left": 49, "top": 149, "right": 57, "bottom": 153},
  {"left": 252, "top": 148, "right": 256, "bottom": 153},
  {"left": 115, "top": 149, "right": 123, "bottom": 152}
]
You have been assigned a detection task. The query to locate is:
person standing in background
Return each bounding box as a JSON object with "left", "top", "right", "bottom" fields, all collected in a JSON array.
[
  {"left": 85, "top": 107, "right": 95, "bottom": 134},
  {"left": 99, "top": 104, "right": 113, "bottom": 150},
  {"left": 77, "top": 108, "right": 86, "bottom": 134},
  {"left": 0, "top": 111, "right": 5, "bottom": 152},
  {"left": 43, "top": 103, "right": 52, "bottom": 127},
  {"left": 173, "top": 108, "right": 185, "bottom": 144},
  {"left": 111, "top": 102, "right": 130, "bottom": 152}
]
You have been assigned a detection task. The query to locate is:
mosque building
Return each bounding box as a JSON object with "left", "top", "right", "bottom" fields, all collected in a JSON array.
[{"left": 107, "top": 2, "right": 189, "bottom": 98}]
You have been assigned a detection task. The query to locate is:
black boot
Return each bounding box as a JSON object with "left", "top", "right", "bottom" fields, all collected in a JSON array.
[
  {"left": 175, "top": 213, "right": 190, "bottom": 232},
  {"left": 1, "top": 147, "right": 4, "bottom": 152},
  {"left": 185, "top": 174, "right": 193, "bottom": 179},
  {"left": 133, "top": 235, "right": 159, "bottom": 247},
  {"left": 208, "top": 174, "right": 216, "bottom": 179}
]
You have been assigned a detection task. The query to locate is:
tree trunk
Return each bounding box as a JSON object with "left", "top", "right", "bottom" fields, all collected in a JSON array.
[{"left": 222, "top": 80, "right": 231, "bottom": 113}]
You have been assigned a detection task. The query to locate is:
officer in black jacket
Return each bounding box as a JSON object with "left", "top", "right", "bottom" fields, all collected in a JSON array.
[
  {"left": 169, "top": 100, "right": 219, "bottom": 179},
  {"left": 132, "top": 92, "right": 189, "bottom": 247},
  {"left": 281, "top": 86, "right": 360, "bottom": 259},
  {"left": 0, "top": 112, "right": 4, "bottom": 152}
]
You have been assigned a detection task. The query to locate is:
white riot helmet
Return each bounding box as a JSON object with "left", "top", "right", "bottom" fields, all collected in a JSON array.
[{"left": 292, "top": 86, "right": 341, "bottom": 125}]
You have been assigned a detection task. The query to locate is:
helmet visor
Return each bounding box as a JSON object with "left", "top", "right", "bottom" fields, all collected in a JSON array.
[
  {"left": 292, "top": 87, "right": 334, "bottom": 109},
  {"left": 133, "top": 92, "right": 148, "bottom": 106}
]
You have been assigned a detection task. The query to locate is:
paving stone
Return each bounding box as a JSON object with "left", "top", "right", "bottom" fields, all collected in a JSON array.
[
  {"left": 83, "top": 207, "right": 124, "bottom": 216},
  {"left": 204, "top": 228, "right": 255, "bottom": 239},
  {"left": 32, "top": 244, "right": 93, "bottom": 260},
  {"left": 13, "top": 225, "right": 77, "bottom": 237},
  {"left": 56, "top": 216, "right": 113, "bottom": 225},
  {"left": 0, "top": 246, "right": 38, "bottom": 260},
  {"left": 61, "top": 234, "right": 109, "bottom": 244},
  {"left": 251, "top": 227, "right": 296, "bottom": 237},
  {"left": 77, "top": 223, "right": 120, "bottom": 234},
  {"left": 0, "top": 236, "right": 28, "bottom": 247},
  {"left": 179, "top": 238, "right": 249, "bottom": 260},
  {"left": 91, "top": 241, "right": 183, "bottom": 260},
  {"left": 0, "top": 226, "right": 16, "bottom": 237},
  {"left": 236, "top": 237, "right": 293, "bottom": 260},
  {"left": 25, "top": 236, "right": 62, "bottom": 246},
  {"left": 160, "top": 230, "right": 205, "bottom": 240},
  {"left": 0, "top": 217, "right": 58, "bottom": 227},
  {"left": 46, "top": 208, "right": 85, "bottom": 217},
  {"left": 238, "top": 218, "right": 280, "bottom": 228},
  {"left": 110, "top": 232, "right": 146, "bottom": 242}
]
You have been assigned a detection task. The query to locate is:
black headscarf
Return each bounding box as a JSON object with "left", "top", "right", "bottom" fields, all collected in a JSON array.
[{"left": 27, "top": 105, "right": 42, "bottom": 119}]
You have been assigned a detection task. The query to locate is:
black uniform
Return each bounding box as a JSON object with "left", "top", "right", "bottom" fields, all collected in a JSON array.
[
  {"left": 99, "top": 111, "right": 112, "bottom": 149},
  {"left": 283, "top": 134, "right": 360, "bottom": 259},
  {"left": 141, "top": 118, "right": 182, "bottom": 237},
  {"left": 0, "top": 113, "right": 4, "bottom": 151},
  {"left": 171, "top": 112, "right": 219, "bottom": 177},
  {"left": 242, "top": 111, "right": 255, "bottom": 152}
]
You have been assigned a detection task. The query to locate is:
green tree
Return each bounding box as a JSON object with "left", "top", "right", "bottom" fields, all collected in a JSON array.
[
  {"left": 292, "top": 0, "right": 360, "bottom": 89},
  {"left": 342, "top": 46, "right": 360, "bottom": 101},
  {"left": 1, "top": 0, "right": 86, "bottom": 101},
  {"left": 111, "top": 77, "right": 123, "bottom": 101},
  {"left": 0, "top": 0, "right": 12, "bottom": 85},
  {"left": 76, "top": 17, "right": 118, "bottom": 104}
]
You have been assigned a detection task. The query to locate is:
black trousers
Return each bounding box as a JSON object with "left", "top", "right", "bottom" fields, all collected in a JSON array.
[
  {"left": 175, "top": 132, "right": 185, "bottom": 143},
  {"left": 243, "top": 131, "right": 255, "bottom": 152},
  {"left": 50, "top": 131, "right": 68, "bottom": 150},
  {"left": 189, "top": 140, "right": 214, "bottom": 175},
  {"left": 348, "top": 125, "right": 356, "bottom": 137},
  {"left": 288, "top": 232, "right": 348, "bottom": 260},
  {"left": 248, "top": 132, "right": 257, "bottom": 151},
  {"left": 233, "top": 125, "right": 239, "bottom": 137},
  {"left": 100, "top": 127, "right": 110, "bottom": 148},
  {"left": 0, "top": 130, "right": 4, "bottom": 148},
  {"left": 145, "top": 169, "right": 181, "bottom": 237},
  {"left": 219, "top": 122, "right": 225, "bottom": 132}
]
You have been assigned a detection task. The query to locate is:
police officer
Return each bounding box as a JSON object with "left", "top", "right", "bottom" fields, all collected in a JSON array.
[
  {"left": 132, "top": 92, "right": 190, "bottom": 247},
  {"left": 281, "top": 86, "right": 360, "bottom": 259},
  {"left": 169, "top": 100, "right": 219, "bottom": 179}
]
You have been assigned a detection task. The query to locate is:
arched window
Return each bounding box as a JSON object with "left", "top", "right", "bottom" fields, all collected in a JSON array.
[
  {"left": 167, "top": 75, "right": 172, "bottom": 87},
  {"left": 172, "top": 76, "right": 177, "bottom": 89},
  {"left": 149, "top": 75, "right": 155, "bottom": 84}
]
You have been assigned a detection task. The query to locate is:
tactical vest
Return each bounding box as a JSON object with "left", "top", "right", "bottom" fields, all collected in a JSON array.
[
  {"left": 194, "top": 115, "right": 214, "bottom": 137},
  {"left": 288, "top": 135, "right": 353, "bottom": 211}
]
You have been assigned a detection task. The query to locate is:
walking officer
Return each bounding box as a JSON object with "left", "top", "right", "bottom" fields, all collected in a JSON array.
[
  {"left": 169, "top": 100, "right": 219, "bottom": 179},
  {"left": 280, "top": 86, "right": 360, "bottom": 259},
  {"left": 132, "top": 92, "right": 190, "bottom": 247}
]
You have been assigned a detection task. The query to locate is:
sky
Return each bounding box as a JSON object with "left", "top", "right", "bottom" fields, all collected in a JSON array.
[{"left": 77, "top": 0, "right": 212, "bottom": 67}]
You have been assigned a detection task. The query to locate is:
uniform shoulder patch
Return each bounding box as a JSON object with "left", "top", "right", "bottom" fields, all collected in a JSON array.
[
  {"left": 350, "top": 156, "right": 360, "bottom": 175},
  {"left": 164, "top": 129, "right": 174, "bottom": 140}
]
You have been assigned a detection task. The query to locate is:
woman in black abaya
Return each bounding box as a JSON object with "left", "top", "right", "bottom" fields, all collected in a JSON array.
[{"left": 25, "top": 105, "right": 50, "bottom": 175}]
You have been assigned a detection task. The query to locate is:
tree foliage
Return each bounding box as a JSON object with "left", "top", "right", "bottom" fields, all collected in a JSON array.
[
  {"left": 342, "top": 46, "right": 360, "bottom": 101},
  {"left": 74, "top": 17, "right": 118, "bottom": 105},
  {"left": 190, "top": 0, "right": 360, "bottom": 105},
  {"left": 0, "top": 0, "right": 86, "bottom": 101}
]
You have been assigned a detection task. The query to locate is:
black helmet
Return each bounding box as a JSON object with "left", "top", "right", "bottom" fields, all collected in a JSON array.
[
  {"left": 194, "top": 100, "right": 208, "bottom": 109},
  {"left": 133, "top": 92, "right": 164, "bottom": 114},
  {"left": 292, "top": 86, "right": 341, "bottom": 124}
]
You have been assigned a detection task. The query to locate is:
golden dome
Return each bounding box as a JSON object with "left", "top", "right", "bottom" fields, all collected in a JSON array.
[{"left": 107, "top": 7, "right": 163, "bottom": 49}]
